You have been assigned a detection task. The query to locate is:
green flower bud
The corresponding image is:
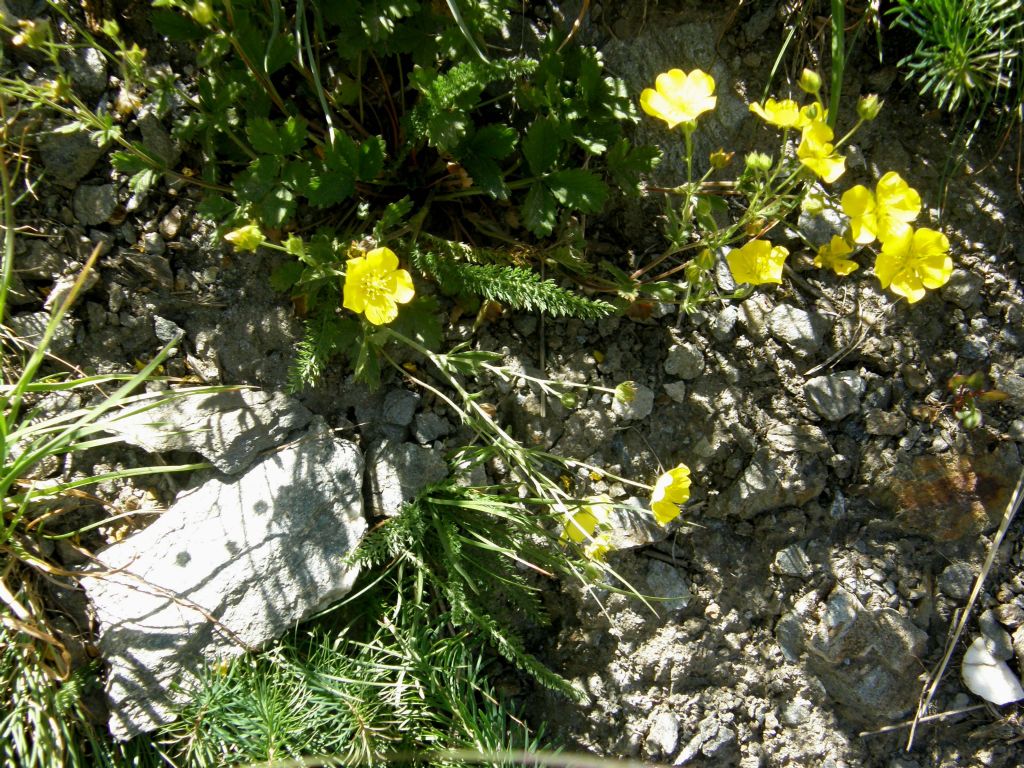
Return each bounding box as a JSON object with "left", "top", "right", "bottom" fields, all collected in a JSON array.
[
  {"left": 798, "top": 69, "right": 822, "bottom": 94},
  {"left": 856, "top": 93, "right": 883, "bottom": 121},
  {"left": 801, "top": 193, "right": 825, "bottom": 216},
  {"left": 191, "top": 1, "right": 215, "bottom": 24},
  {"left": 559, "top": 391, "right": 579, "bottom": 409},
  {"left": 745, "top": 151, "right": 772, "bottom": 173},
  {"left": 614, "top": 381, "right": 636, "bottom": 404}
]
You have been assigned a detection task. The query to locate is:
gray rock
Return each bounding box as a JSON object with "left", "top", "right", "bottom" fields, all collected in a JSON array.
[
  {"left": 776, "top": 587, "right": 928, "bottom": 723},
  {"left": 124, "top": 250, "right": 174, "bottom": 290},
  {"left": 765, "top": 423, "right": 831, "bottom": 454},
  {"left": 20, "top": 239, "right": 68, "bottom": 278},
  {"left": 368, "top": 440, "right": 449, "bottom": 516},
  {"left": 81, "top": 434, "right": 365, "bottom": 739},
  {"left": 940, "top": 269, "right": 984, "bottom": 309},
  {"left": 938, "top": 562, "right": 975, "bottom": 601},
  {"left": 73, "top": 184, "right": 118, "bottom": 226},
  {"left": 9, "top": 311, "right": 76, "bottom": 355},
  {"left": 995, "top": 601, "right": 1024, "bottom": 629},
  {"left": 413, "top": 412, "right": 452, "bottom": 444},
  {"left": 38, "top": 128, "right": 108, "bottom": 188},
  {"left": 713, "top": 448, "right": 826, "bottom": 519},
  {"left": 611, "top": 382, "right": 654, "bottom": 421},
  {"left": 804, "top": 371, "right": 865, "bottom": 421},
  {"left": 769, "top": 304, "right": 828, "bottom": 356},
  {"left": 141, "top": 231, "right": 166, "bottom": 255},
  {"left": 709, "top": 305, "right": 738, "bottom": 341},
  {"left": 381, "top": 388, "right": 420, "bottom": 428},
  {"left": 43, "top": 270, "right": 99, "bottom": 311},
  {"left": 663, "top": 381, "right": 687, "bottom": 403},
  {"left": 771, "top": 544, "right": 813, "bottom": 578},
  {"left": 152, "top": 316, "right": 184, "bottom": 344},
  {"left": 646, "top": 711, "right": 680, "bottom": 757},
  {"left": 980, "top": 609, "right": 1015, "bottom": 661},
  {"left": 798, "top": 207, "right": 846, "bottom": 247},
  {"left": 645, "top": 560, "right": 691, "bottom": 609},
  {"left": 674, "top": 715, "right": 738, "bottom": 763},
  {"left": 159, "top": 207, "right": 184, "bottom": 239},
  {"left": 111, "top": 389, "right": 313, "bottom": 474},
  {"left": 664, "top": 343, "right": 705, "bottom": 379},
  {"left": 64, "top": 47, "right": 107, "bottom": 99},
  {"left": 608, "top": 497, "right": 670, "bottom": 549},
  {"left": 779, "top": 696, "right": 814, "bottom": 726},
  {"left": 137, "top": 109, "right": 180, "bottom": 167},
  {"left": 864, "top": 408, "right": 907, "bottom": 436}
]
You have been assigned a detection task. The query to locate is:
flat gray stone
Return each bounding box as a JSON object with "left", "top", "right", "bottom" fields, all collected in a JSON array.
[
  {"left": 73, "top": 183, "right": 118, "bottom": 226},
  {"left": 413, "top": 411, "right": 452, "bottom": 444},
  {"left": 646, "top": 711, "right": 680, "bottom": 757},
  {"left": 9, "top": 310, "right": 76, "bottom": 356},
  {"left": 38, "top": 128, "right": 108, "bottom": 188},
  {"left": 368, "top": 440, "right": 448, "bottom": 516},
  {"left": 713, "top": 448, "right": 826, "bottom": 519},
  {"left": 776, "top": 586, "right": 928, "bottom": 723},
  {"left": 664, "top": 343, "right": 705, "bottom": 379},
  {"left": 769, "top": 304, "right": 828, "bottom": 356},
  {"left": 111, "top": 389, "right": 312, "bottom": 474},
  {"left": 81, "top": 435, "right": 365, "bottom": 739},
  {"left": 940, "top": 269, "right": 984, "bottom": 309},
  {"left": 611, "top": 382, "right": 654, "bottom": 421},
  {"left": 797, "top": 207, "right": 846, "bottom": 247},
  {"left": 804, "top": 371, "right": 865, "bottom": 421},
  {"left": 771, "top": 544, "right": 814, "bottom": 578}
]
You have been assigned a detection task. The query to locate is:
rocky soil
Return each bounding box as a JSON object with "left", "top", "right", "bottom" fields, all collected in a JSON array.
[{"left": 9, "top": 1, "right": 1024, "bottom": 766}]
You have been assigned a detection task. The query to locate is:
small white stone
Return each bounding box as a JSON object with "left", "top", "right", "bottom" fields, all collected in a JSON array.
[{"left": 962, "top": 636, "right": 1024, "bottom": 705}]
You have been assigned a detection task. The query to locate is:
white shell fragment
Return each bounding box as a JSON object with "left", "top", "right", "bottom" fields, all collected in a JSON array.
[{"left": 962, "top": 636, "right": 1024, "bottom": 705}]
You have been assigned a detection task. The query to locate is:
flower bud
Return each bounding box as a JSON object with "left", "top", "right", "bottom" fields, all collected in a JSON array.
[
  {"left": 801, "top": 192, "right": 825, "bottom": 216},
  {"left": 856, "top": 93, "right": 883, "bottom": 121},
  {"left": 559, "top": 391, "right": 579, "bottom": 409},
  {"left": 798, "top": 69, "right": 822, "bottom": 94},
  {"left": 744, "top": 151, "right": 772, "bottom": 173},
  {"left": 191, "top": 2, "right": 215, "bottom": 24},
  {"left": 685, "top": 263, "right": 703, "bottom": 286},
  {"left": 695, "top": 248, "right": 715, "bottom": 271},
  {"left": 709, "top": 148, "right": 734, "bottom": 169},
  {"left": 614, "top": 381, "right": 636, "bottom": 404}
]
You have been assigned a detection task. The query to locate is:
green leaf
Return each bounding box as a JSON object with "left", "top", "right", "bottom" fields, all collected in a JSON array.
[
  {"left": 246, "top": 116, "right": 307, "bottom": 156},
  {"left": 522, "top": 118, "right": 561, "bottom": 175},
  {"left": 305, "top": 168, "right": 355, "bottom": 207},
  {"left": 354, "top": 334, "right": 382, "bottom": 390},
  {"left": 390, "top": 295, "right": 442, "bottom": 351},
  {"left": 150, "top": 9, "right": 205, "bottom": 41},
  {"left": 521, "top": 182, "right": 557, "bottom": 237},
  {"left": 466, "top": 124, "right": 516, "bottom": 160},
  {"left": 607, "top": 138, "right": 659, "bottom": 192},
  {"left": 256, "top": 186, "right": 296, "bottom": 228},
  {"left": 357, "top": 136, "right": 386, "bottom": 180},
  {"left": 269, "top": 260, "right": 305, "bottom": 292},
  {"left": 544, "top": 169, "right": 608, "bottom": 214},
  {"left": 461, "top": 155, "right": 506, "bottom": 200},
  {"left": 128, "top": 168, "right": 160, "bottom": 196},
  {"left": 110, "top": 150, "right": 149, "bottom": 175}
]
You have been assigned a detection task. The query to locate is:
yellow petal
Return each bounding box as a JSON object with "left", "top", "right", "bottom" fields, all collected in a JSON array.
[
  {"left": 365, "top": 246, "right": 399, "bottom": 272},
  {"left": 392, "top": 268, "right": 416, "bottom": 304},
  {"left": 364, "top": 297, "right": 398, "bottom": 325},
  {"left": 651, "top": 499, "right": 681, "bottom": 526},
  {"left": 890, "top": 272, "right": 926, "bottom": 303},
  {"left": 641, "top": 87, "right": 682, "bottom": 128}
]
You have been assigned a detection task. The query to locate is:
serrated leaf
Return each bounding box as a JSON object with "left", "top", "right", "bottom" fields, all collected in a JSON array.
[
  {"left": 357, "top": 136, "right": 386, "bottom": 180},
  {"left": 390, "top": 295, "right": 442, "bottom": 351},
  {"left": 110, "top": 150, "right": 149, "bottom": 174},
  {"left": 256, "top": 186, "right": 296, "bottom": 228},
  {"left": 461, "top": 155, "right": 507, "bottom": 200},
  {"left": 128, "top": 168, "right": 160, "bottom": 195},
  {"left": 305, "top": 170, "right": 355, "bottom": 207},
  {"left": 269, "top": 260, "right": 305, "bottom": 291},
  {"left": 354, "top": 334, "right": 382, "bottom": 390},
  {"left": 196, "top": 195, "right": 235, "bottom": 220},
  {"left": 522, "top": 118, "right": 561, "bottom": 175},
  {"left": 522, "top": 182, "right": 557, "bottom": 237},
  {"left": 427, "top": 112, "right": 469, "bottom": 152},
  {"left": 545, "top": 169, "right": 608, "bottom": 213},
  {"left": 246, "top": 116, "right": 307, "bottom": 156},
  {"left": 150, "top": 9, "right": 205, "bottom": 40},
  {"left": 466, "top": 124, "right": 516, "bottom": 160}
]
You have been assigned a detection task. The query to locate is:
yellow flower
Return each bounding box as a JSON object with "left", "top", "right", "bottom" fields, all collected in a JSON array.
[
  {"left": 797, "top": 120, "right": 846, "bottom": 183},
  {"left": 749, "top": 98, "right": 805, "bottom": 129},
  {"left": 875, "top": 227, "right": 953, "bottom": 303},
  {"left": 562, "top": 496, "right": 614, "bottom": 560},
  {"left": 840, "top": 171, "right": 921, "bottom": 245},
  {"left": 343, "top": 246, "right": 415, "bottom": 325},
  {"left": 640, "top": 68, "right": 717, "bottom": 129},
  {"left": 223, "top": 223, "right": 265, "bottom": 252},
  {"left": 650, "top": 464, "right": 691, "bottom": 526},
  {"left": 813, "top": 235, "right": 859, "bottom": 276},
  {"left": 726, "top": 239, "right": 789, "bottom": 285}
]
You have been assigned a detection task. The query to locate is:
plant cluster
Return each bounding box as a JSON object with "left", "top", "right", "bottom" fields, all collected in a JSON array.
[
  {"left": 624, "top": 64, "right": 954, "bottom": 309},
  {"left": 889, "top": 0, "right": 1024, "bottom": 116}
]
